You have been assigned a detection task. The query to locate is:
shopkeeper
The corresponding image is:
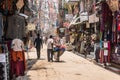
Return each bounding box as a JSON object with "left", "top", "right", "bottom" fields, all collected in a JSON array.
[{"left": 11, "top": 38, "right": 26, "bottom": 77}]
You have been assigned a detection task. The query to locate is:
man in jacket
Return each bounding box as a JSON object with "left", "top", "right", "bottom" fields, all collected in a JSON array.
[{"left": 34, "top": 34, "right": 42, "bottom": 59}]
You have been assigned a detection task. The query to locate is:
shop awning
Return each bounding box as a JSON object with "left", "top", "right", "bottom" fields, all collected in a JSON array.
[{"left": 68, "top": 12, "right": 88, "bottom": 27}]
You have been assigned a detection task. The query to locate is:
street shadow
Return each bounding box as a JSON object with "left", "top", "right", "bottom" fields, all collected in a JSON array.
[
  {"left": 30, "top": 66, "right": 47, "bottom": 70},
  {"left": 53, "top": 60, "right": 66, "bottom": 63},
  {"left": 23, "top": 75, "right": 31, "bottom": 80},
  {"left": 27, "top": 59, "right": 37, "bottom": 70},
  {"left": 26, "top": 76, "right": 31, "bottom": 80},
  {"left": 38, "top": 58, "right": 46, "bottom": 60}
]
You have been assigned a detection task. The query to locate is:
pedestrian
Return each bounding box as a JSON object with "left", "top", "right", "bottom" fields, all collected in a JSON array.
[
  {"left": 34, "top": 34, "right": 42, "bottom": 59},
  {"left": 47, "top": 35, "right": 54, "bottom": 62},
  {"left": 45, "top": 37, "right": 48, "bottom": 44},
  {"left": 94, "top": 40, "right": 100, "bottom": 62},
  {"left": 54, "top": 36, "right": 61, "bottom": 61},
  {"left": 11, "top": 38, "right": 26, "bottom": 78}
]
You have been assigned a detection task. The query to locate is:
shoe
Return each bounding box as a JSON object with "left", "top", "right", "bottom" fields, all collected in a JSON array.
[
  {"left": 106, "top": 63, "right": 111, "bottom": 66},
  {"left": 50, "top": 60, "right": 53, "bottom": 62},
  {"left": 37, "top": 57, "right": 41, "bottom": 59},
  {"left": 48, "top": 60, "right": 50, "bottom": 62},
  {"left": 52, "top": 60, "right": 53, "bottom": 62}
]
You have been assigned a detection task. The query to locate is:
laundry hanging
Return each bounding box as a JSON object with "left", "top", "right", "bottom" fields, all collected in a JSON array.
[
  {"left": 6, "top": 14, "right": 26, "bottom": 39},
  {"left": 0, "top": 13, "right": 3, "bottom": 41}
]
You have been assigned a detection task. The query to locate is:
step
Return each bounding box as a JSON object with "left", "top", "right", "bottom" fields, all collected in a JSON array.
[
  {"left": 107, "top": 66, "right": 120, "bottom": 74},
  {"left": 111, "top": 63, "right": 120, "bottom": 69}
]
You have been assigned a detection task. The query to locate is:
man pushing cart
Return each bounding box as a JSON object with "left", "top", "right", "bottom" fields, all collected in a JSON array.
[{"left": 53, "top": 37, "right": 65, "bottom": 62}]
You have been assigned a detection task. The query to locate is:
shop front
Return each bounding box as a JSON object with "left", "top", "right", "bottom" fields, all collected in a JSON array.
[
  {"left": 0, "top": 0, "right": 32, "bottom": 80},
  {"left": 95, "top": 0, "right": 120, "bottom": 67}
]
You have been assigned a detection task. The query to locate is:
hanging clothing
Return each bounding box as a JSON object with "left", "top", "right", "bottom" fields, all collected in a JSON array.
[
  {"left": 6, "top": 14, "right": 26, "bottom": 39},
  {"left": 108, "top": 41, "right": 111, "bottom": 63},
  {"left": 107, "top": 0, "right": 119, "bottom": 12},
  {"left": 0, "top": 13, "right": 3, "bottom": 41},
  {"left": 94, "top": 42, "right": 100, "bottom": 62},
  {"left": 103, "top": 41, "right": 108, "bottom": 56},
  {"left": 80, "top": 41, "right": 86, "bottom": 53},
  {"left": 103, "top": 41, "right": 111, "bottom": 63}
]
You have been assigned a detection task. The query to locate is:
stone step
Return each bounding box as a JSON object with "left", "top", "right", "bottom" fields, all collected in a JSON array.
[
  {"left": 111, "top": 63, "right": 120, "bottom": 70},
  {"left": 107, "top": 66, "right": 120, "bottom": 74}
]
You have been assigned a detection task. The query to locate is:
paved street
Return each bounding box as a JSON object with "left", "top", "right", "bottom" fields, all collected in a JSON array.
[{"left": 19, "top": 44, "right": 120, "bottom": 80}]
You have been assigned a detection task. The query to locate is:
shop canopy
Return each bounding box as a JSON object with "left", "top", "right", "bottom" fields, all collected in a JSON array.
[
  {"left": 68, "top": 12, "right": 88, "bottom": 28},
  {"left": 89, "top": 13, "right": 99, "bottom": 23}
]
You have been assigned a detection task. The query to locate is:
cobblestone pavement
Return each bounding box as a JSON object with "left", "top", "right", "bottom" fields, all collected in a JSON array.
[{"left": 16, "top": 44, "right": 120, "bottom": 80}]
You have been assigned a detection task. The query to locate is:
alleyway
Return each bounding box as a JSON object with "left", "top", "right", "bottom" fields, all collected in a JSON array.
[{"left": 21, "top": 44, "right": 120, "bottom": 80}]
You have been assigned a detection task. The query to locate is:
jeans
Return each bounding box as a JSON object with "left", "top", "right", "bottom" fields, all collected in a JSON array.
[{"left": 36, "top": 48, "right": 41, "bottom": 59}]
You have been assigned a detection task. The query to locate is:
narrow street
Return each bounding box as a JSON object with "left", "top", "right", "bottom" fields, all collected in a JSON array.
[{"left": 20, "top": 44, "right": 120, "bottom": 80}]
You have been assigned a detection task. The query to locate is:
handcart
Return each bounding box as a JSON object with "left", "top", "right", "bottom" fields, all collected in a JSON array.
[{"left": 53, "top": 46, "right": 65, "bottom": 62}]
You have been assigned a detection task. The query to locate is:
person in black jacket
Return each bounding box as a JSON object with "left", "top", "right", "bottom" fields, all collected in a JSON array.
[{"left": 34, "top": 34, "right": 42, "bottom": 59}]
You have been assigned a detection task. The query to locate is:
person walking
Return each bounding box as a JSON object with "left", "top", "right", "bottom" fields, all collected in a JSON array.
[
  {"left": 34, "top": 34, "right": 42, "bottom": 59},
  {"left": 47, "top": 35, "right": 54, "bottom": 62},
  {"left": 11, "top": 38, "right": 26, "bottom": 78},
  {"left": 54, "top": 36, "right": 61, "bottom": 61}
]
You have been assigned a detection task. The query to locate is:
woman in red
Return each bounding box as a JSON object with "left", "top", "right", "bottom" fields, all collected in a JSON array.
[{"left": 11, "top": 38, "right": 26, "bottom": 78}]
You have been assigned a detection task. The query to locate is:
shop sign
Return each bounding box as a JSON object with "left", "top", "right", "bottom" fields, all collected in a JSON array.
[
  {"left": 80, "top": 12, "right": 88, "bottom": 22},
  {"left": 89, "top": 13, "right": 99, "bottom": 23}
]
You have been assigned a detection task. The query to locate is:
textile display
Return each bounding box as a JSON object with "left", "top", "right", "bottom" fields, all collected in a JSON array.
[
  {"left": 107, "top": 0, "right": 119, "bottom": 12},
  {"left": 100, "top": 49, "right": 104, "bottom": 63},
  {"left": 6, "top": 14, "right": 26, "bottom": 39},
  {"left": 101, "top": 2, "right": 112, "bottom": 31},
  {"left": 108, "top": 41, "right": 111, "bottom": 62},
  {"left": 0, "top": 13, "right": 3, "bottom": 40},
  {"left": 95, "top": 43, "right": 100, "bottom": 62},
  {"left": 111, "top": 45, "right": 120, "bottom": 64},
  {"left": 101, "top": 2, "right": 109, "bottom": 31},
  {"left": 117, "top": 15, "right": 120, "bottom": 32},
  {"left": 112, "top": 17, "right": 117, "bottom": 43}
]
